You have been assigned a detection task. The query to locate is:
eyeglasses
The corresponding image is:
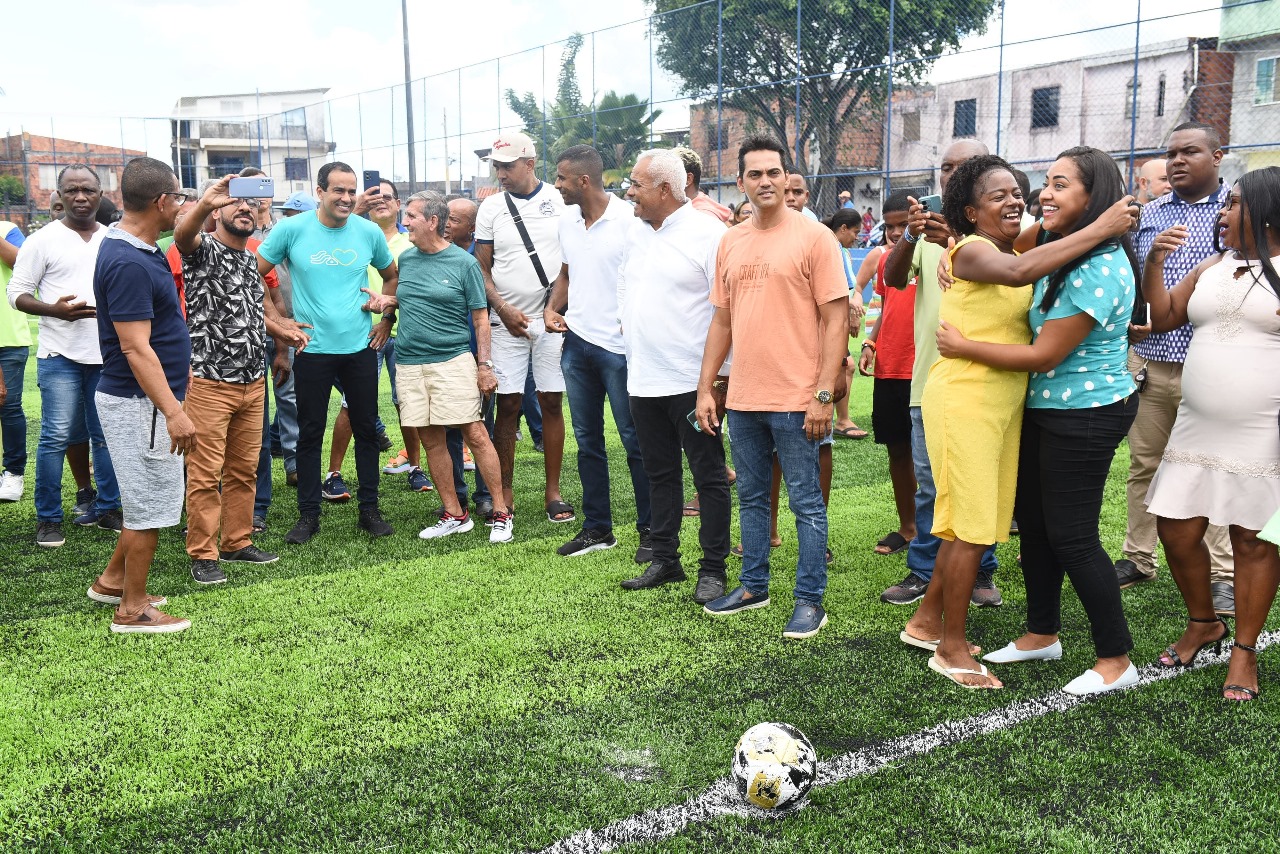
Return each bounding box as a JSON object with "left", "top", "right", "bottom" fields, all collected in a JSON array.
[
  {"left": 157, "top": 191, "right": 190, "bottom": 205},
  {"left": 231, "top": 198, "right": 263, "bottom": 209}
]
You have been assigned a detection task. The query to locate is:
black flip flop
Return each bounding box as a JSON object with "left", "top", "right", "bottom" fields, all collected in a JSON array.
[
  {"left": 875, "top": 531, "right": 910, "bottom": 555},
  {"left": 545, "top": 500, "right": 576, "bottom": 524}
]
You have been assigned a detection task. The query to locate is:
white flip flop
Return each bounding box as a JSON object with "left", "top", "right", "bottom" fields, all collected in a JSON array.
[{"left": 928, "top": 655, "right": 1002, "bottom": 690}]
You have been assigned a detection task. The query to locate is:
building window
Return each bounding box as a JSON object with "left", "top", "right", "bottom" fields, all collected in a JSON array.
[
  {"left": 1125, "top": 78, "right": 1142, "bottom": 120},
  {"left": 282, "top": 107, "right": 306, "bottom": 127},
  {"left": 284, "top": 158, "right": 309, "bottom": 181},
  {"left": 1157, "top": 75, "right": 1167, "bottom": 117},
  {"left": 94, "top": 167, "right": 119, "bottom": 192},
  {"left": 220, "top": 99, "right": 244, "bottom": 116},
  {"left": 903, "top": 111, "right": 921, "bottom": 142},
  {"left": 38, "top": 164, "right": 57, "bottom": 189},
  {"left": 1256, "top": 57, "right": 1280, "bottom": 105},
  {"left": 952, "top": 99, "right": 976, "bottom": 138},
  {"left": 1031, "top": 86, "right": 1059, "bottom": 129},
  {"left": 178, "top": 149, "right": 197, "bottom": 189}
]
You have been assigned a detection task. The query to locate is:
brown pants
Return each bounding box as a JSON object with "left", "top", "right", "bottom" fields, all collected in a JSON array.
[
  {"left": 1123, "top": 352, "right": 1234, "bottom": 582},
  {"left": 184, "top": 377, "right": 266, "bottom": 560}
]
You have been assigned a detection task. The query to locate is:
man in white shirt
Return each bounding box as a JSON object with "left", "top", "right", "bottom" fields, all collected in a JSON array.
[
  {"left": 616, "top": 148, "right": 731, "bottom": 603},
  {"left": 544, "top": 145, "right": 652, "bottom": 563},
  {"left": 475, "top": 131, "right": 572, "bottom": 524},
  {"left": 7, "top": 164, "right": 122, "bottom": 548}
]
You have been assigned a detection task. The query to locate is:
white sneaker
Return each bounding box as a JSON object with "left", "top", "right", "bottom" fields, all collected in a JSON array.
[
  {"left": 490, "top": 511, "right": 513, "bottom": 543},
  {"left": 1062, "top": 663, "right": 1139, "bottom": 697},
  {"left": 419, "top": 512, "right": 474, "bottom": 540},
  {"left": 0, "top": 471, "right": 23, "bottom": 502}
]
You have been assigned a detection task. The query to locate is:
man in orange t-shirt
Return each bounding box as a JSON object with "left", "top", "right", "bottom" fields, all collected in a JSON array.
[{"left": 695, "top": 137, "right": 849, "bottom": 640}]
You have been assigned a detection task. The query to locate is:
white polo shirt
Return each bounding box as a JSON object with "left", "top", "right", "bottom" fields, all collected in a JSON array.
[
  {"left": 7, "top": 220, "right": 106, "bottom": 364},
  {"left": 618, "top": 202, "right": 725, "bottom": 397},
  {"left": 558, "top": 193, "right": 635, "bottom": 354},
  {"left": 475, "top": 181, "right": 564, "bottom": 316}
]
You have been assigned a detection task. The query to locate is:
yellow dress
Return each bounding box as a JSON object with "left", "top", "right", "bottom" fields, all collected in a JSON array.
[{"left": 922, "top": 234, "right": 1032, "bottom": 544}]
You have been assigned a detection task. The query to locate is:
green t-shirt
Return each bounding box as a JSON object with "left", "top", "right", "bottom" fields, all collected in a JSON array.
[
  {"left": 0, "top": 221, "right": 32, "bottom": 348},
  {"left": 908, "top": 238, "right": 944, "bottom": 407},
  {"left": 394, "top": 243, "right": 487, "bottom": 365}
]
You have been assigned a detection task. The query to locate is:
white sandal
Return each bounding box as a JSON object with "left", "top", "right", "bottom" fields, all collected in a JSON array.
[{"left": 928, "top": 655, "right": 1001, "bottom": 690}]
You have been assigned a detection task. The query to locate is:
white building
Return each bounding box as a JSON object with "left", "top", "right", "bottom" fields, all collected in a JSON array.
[
  {"left": 1219, "top": 0, "right": 1280, "bottom": 171},
  {"left": 170, "top": 88, "right": 332, "bottom": 200}
]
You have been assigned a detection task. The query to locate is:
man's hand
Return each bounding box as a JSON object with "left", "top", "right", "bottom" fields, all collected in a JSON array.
[
  {"left": 695, "top": 387, "right": 720, "bottom": 436},
  {"left": 804, "top": 398, "right": 833, "bottom": 441},
  {"left": 904, "top": 197, "right": 929, "bottom": 242},
  {"left": 544, "top": 306, "right": 568, "bottom": 334},
  {"left": 198, "top": 175, "right": 240, "bottom": 211},
  {"left": 273, "top": 318, "right": 312, "bottom": 352},
  {"left": 166, "top": 409, "right": 198, "bottom": 455},
  {"left": 46, "top": 294, "right": 96, "bottom": 321},
  {"left": 368, "top": 318, "right": 392, "bottom": 351},
  {"left": 857, "top": 343, "right": 876, "bottom": 377},
  {"left": 271, "top": 346, "right": 292, "bottom": 385},
  {"left": 353, "top": 186, "right": 384, "bottom": 217},
  {"left": 496, "top": 303, "right": 531, "bottom": 339},
  {"left": 1127, "top": 322, "right": 1152, "bottom": 345},
  {"left": 360, "top": 287, "right": 396, "bottom": 314},
  {"left": 477, "top": 364, "right": 497, "bottom": 396}
]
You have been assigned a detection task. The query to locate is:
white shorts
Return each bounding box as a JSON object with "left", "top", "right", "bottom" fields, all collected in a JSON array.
[{"left": 490, "top": 322, "right": 565, "bottom": 395}]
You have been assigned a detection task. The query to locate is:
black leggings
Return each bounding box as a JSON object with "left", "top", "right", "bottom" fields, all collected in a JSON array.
[{"left": 1016, "top": 396, "right": 1139, "bottom": 658}]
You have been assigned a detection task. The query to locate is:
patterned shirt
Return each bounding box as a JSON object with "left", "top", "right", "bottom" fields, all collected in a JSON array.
[
  {"left": 1133, "top": 181, "right": 1230, "bottom": 363},
  {"left": 181, "top": 236, "right": 266, "bottom": 383}
]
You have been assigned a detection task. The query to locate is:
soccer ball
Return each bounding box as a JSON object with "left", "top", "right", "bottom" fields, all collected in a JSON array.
[{"left": 731, "top": 722, "right": 818, "bottom": 810}]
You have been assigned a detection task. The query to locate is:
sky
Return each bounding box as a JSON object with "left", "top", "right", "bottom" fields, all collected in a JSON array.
[{"left": 2, "top": 0, "right": 1227, "bottom": 183}]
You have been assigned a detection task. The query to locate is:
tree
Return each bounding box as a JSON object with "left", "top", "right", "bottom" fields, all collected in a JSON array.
[
  {"left": 506, "top": 33, "right": 661, "bottom": 185},
  {"left": 0, "top": 175, "right": 25, "bottom": 206},
  {"left": 648, "top": 0, "right": 997, "bottom": 212}
]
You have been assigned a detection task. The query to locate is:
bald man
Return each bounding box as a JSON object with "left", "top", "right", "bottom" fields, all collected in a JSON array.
[{"left": 1135, "top": 159, "right": 1170, "bottom": 205}]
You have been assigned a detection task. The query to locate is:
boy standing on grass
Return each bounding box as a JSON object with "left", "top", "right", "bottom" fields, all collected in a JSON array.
[{"left": 88, "top": 157, "right": 195, "bottom": 634}]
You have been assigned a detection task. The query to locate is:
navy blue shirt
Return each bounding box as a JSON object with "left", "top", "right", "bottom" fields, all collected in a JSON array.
[{"left": 94, "top": 226, "right": 191, "bottom": 400}]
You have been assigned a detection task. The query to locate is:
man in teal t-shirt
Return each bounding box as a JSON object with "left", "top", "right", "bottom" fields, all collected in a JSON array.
[
  {"left": 375, "top": 190, "right": 513, "bottom": 544},
  {"left": 256, "top": 162, "right": 397, "bottom": 544}
]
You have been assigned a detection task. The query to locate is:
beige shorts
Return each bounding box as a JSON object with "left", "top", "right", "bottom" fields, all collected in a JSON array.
[{"left": 396, "top": 354, "right": 483, "bottom": 427}]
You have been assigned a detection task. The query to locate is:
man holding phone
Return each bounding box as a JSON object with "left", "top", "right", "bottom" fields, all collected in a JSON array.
[
  {"left": 257, "top": 161, "right": 397, "bottom": 544},
  {"left": 876, "top": 139, "right": 1004, "bottom": 610}
]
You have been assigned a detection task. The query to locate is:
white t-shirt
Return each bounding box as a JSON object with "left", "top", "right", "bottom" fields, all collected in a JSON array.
[
  {"left": 475, "top": 182, "right": 564, "bottom": 316},
  {"left": 558, "top": 193, "right": 635, "bottom": 355},
  {"left": 618, "top": 202, "right": 725, "bottom": 397},
  {"left": 7, "top": 220, "right": 106, "bottom": 364}
]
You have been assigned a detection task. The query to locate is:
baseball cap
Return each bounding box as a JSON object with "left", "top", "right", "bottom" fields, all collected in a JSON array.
[
  {"left": 485, "top": 131, "right": 537, "bottom": 164},
  {"left": 282, "top": 191, "right": 318, "bottom": 212}
]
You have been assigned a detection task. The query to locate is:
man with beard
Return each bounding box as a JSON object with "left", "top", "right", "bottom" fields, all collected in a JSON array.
[{"left": 175, "top": 176, "right": 308, "bottom": 583}]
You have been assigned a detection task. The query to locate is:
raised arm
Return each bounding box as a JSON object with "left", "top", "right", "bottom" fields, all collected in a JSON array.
[{"left": 1143, "top": 225, "right": 1221, "bottom": 333}]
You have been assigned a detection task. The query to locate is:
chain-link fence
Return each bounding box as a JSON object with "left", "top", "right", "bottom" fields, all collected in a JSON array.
[{"left": 2, "top": 0, "right": 1277, "bottom": 231}]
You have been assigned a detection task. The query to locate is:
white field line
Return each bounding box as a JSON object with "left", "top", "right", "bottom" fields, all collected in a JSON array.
[{"left": 538, "top": 630, "right": 1278, "bottom": 854}]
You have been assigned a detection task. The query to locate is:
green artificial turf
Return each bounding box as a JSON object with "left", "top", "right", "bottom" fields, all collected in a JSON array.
[{"left": 1, "top": 350, "right": 1277, "bottom": 853}]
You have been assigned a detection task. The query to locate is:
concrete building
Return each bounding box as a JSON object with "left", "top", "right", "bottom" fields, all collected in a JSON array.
[
  {"left": 1219, "top": 0, "right": 1280, "bottom": 170},
  {"left": 170, "top": 88, "right": 333, "bottom": 200},
  {"left": 0, "top": 132, "right": 144, "bottom": 230}
]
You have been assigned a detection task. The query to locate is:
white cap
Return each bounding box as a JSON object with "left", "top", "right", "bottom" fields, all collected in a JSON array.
[{"left": 486, "top": 131, "right": 537, "bottom": 163}]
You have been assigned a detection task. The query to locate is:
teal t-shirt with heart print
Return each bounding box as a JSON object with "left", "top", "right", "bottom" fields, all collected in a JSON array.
[{"left": 258, "top": 210, "right": 394, "bottom": 354}]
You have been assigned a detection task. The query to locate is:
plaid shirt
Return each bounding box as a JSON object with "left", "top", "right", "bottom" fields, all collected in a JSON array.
[{"left": 1132, "top": 180, "right": 1229, "bottom": 363}]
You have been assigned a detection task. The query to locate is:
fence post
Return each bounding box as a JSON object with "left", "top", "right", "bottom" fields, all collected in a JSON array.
[
  {"left": 716, "top": 0, "right": 723, "bottom": 202},
  {"left": 795, "top": 0, "right": 803, "bottom": 172},
  {"left": 1127, "top": 0, "right": 1143, "bottom": 193},
  {"left": 996, "top": 0, "right": 1005, "bottom": 157},
  {"left": 886, "top": 0, "right": 895, "bottom": 194}
]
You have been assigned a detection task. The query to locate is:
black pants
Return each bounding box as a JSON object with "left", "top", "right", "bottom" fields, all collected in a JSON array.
[
  {"left": 294, "top": 348, "right": 380, "bottom": 514},
  {"left": 629, "top": 392, "right": 730, "bottom": 577},
  {"left": 1017, "top": 396, "right": 1139, "bottom": 658}
]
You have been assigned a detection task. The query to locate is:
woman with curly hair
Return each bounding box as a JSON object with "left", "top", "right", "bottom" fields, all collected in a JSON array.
[{"left": 904, "top": 154, "right": 1137, "bottom": 689}]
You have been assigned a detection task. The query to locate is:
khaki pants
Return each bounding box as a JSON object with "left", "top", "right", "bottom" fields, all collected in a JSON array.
[
  {"left": 1123, "top": 352, "right": 1234, "bottom": 582},
  {"left": 184, "top": 377, "right": 266, "bottom": 560}
]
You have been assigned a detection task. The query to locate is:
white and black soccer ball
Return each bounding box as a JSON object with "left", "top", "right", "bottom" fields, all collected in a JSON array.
[{"left": 731, "top": 722, "right": 818, "bottom": 810}]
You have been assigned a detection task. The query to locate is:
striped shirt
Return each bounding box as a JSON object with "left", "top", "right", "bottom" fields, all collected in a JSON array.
[{"left": 1132, "top": 180, "right": 1229, "bottom": 363}]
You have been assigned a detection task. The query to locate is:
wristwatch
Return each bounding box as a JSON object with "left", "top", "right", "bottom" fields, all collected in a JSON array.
[
  {"left": 712, "top": 379, "right": 728, "bottom": 392},
  {"left": 478, "top": 360, "right": 494, "bottom": 369},
  {"left": 814, "top": 389, "right": 833, "bottom": 404}
]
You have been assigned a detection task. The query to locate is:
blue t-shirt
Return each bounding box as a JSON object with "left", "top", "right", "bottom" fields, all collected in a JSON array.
[
  {"left": 94, "top": 228, "right": 191, "bottom": 400},
  {"left": 1027, "top": 243, "right": 1137, "bottom": 409},
  {"left": 257, "top": 211, "right": 394, "bottom": 355}
]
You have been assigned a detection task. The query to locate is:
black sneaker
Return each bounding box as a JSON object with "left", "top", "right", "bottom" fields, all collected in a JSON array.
[
  {"left": 285, "top": 513, "right": 320, "bottom": 545},
  {"left": 36, "top": 521, "right": 65, "bottom": 548},
  {"left": 634, "top": 526, "right": 653, "bottom": 565},
  {"left": 219, "top": 545, "right": 279, "bottom": 564},
  {"left": 970, "top": 569, "right": 1002, "bottom": 607},
  {"left": 1115, "top": 559, "right": 1155, "bottom": 589},
  {"left": 376, "top": 431, "right": 394, "bottom": 452},
  {"left": 880, "top": 572, "right": 928, "bottom": 605},
  {"left": 74, "top": 486, "right": 97, "bottom": 516},
  {"left": 358, "top": 508, "right": 394, "bottom": 537},
  {"left": 191, "top": 559, "right": 228, "bottom": 585},
  {"left": 474, "top": 498, "right": 495, "bottom": 525},
  {"left": 693, "top": 573, "right": 726, "bottom": 604},
  {"left": 557, "top": 528, "right": 617, "bottom": 557},
  {"left": 620, "top": 561, "right": 687, "bottom": 590},
  {"left": 95, "top": 509, "right": 123, "bottom": 532}
]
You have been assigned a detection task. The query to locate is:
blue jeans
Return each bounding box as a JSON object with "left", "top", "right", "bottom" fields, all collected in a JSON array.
[
  {"left": 521, "top": 366, "right": 543, "bottom": 443},
  {"left": 728, "top": 409, "right": 827, "bottom": 606},
  {"left": 561, "top": 331, "right": 650, "bottom": 532},
  {"left": 268, "top": 339, "right": 298, "bottom": 475},
  {"left": 0, "top": 346, "right": 29, "bottom": 476},
  {"left": 906, "top": 405, "right": 997, "bottom": 580},
  {"left": 34, "top": 355, "right": 120, "bottom": 522}
]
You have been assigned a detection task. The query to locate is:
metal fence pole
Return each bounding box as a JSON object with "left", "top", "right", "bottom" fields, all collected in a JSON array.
[
  {"left": 592, "top": 31, "right": 598, "bottom": 146},
  {"left": 716, "top": 0, "right": 723, "bottom": 202},
  {"left": 794, "top": 0, "right": 803, "bottom": 170},
  {"left": 996, "top": 0, "right": 1005, "bottom": 157},
  {"left": 1127, "top": 0, "right": 1143, "bottom": 192},
  {"left": 886, "top": 0, "right": 895, "bottom": 194},
  {"left": 542, "top": 45, "right": 549, "bottom": 182}
]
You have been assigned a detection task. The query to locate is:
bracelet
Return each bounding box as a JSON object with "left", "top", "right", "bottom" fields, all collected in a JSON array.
[
  {"left": 903, "top": 230, "right": 919, "bottom": 244},
  {"left": 861, "top": 340, "right": 876, "bottom": 351}
]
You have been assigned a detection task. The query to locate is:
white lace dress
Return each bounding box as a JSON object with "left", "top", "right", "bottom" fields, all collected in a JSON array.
[{"left": 1146, "top": 254, "right": 1280, "bottom": 531}]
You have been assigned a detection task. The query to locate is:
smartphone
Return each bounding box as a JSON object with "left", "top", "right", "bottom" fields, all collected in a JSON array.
[
  {"left": 1131, "top": 298, "right": 1148, "bottom": 327},
  {"left": 686, "top": 409, "right": 704, "bottom": 434},
  {"left": 919, "top": 194, "right": 943, "bottom": 214},
  {"left": 227, "top": 176, "right": 274, "bottom": 198},
  {"left": 363, "top": 170, "right": 381, "bottom": 193}
]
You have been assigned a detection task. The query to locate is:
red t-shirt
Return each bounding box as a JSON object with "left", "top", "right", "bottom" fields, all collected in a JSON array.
[
  {"left": 872, "top": 249, "right": 915, "bottom": 380},
  {"left": 168, "top": 236, "right": 277, "bottom": 319}
]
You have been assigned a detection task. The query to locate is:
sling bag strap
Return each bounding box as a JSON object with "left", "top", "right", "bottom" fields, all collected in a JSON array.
[{"left": 503, "top": 191, "right": 552, "bottom": 307}]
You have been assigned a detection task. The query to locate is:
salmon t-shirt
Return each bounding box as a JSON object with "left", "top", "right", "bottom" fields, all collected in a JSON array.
[{"left": 710, "top": 209, "right": 848, "bottom": 411}]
